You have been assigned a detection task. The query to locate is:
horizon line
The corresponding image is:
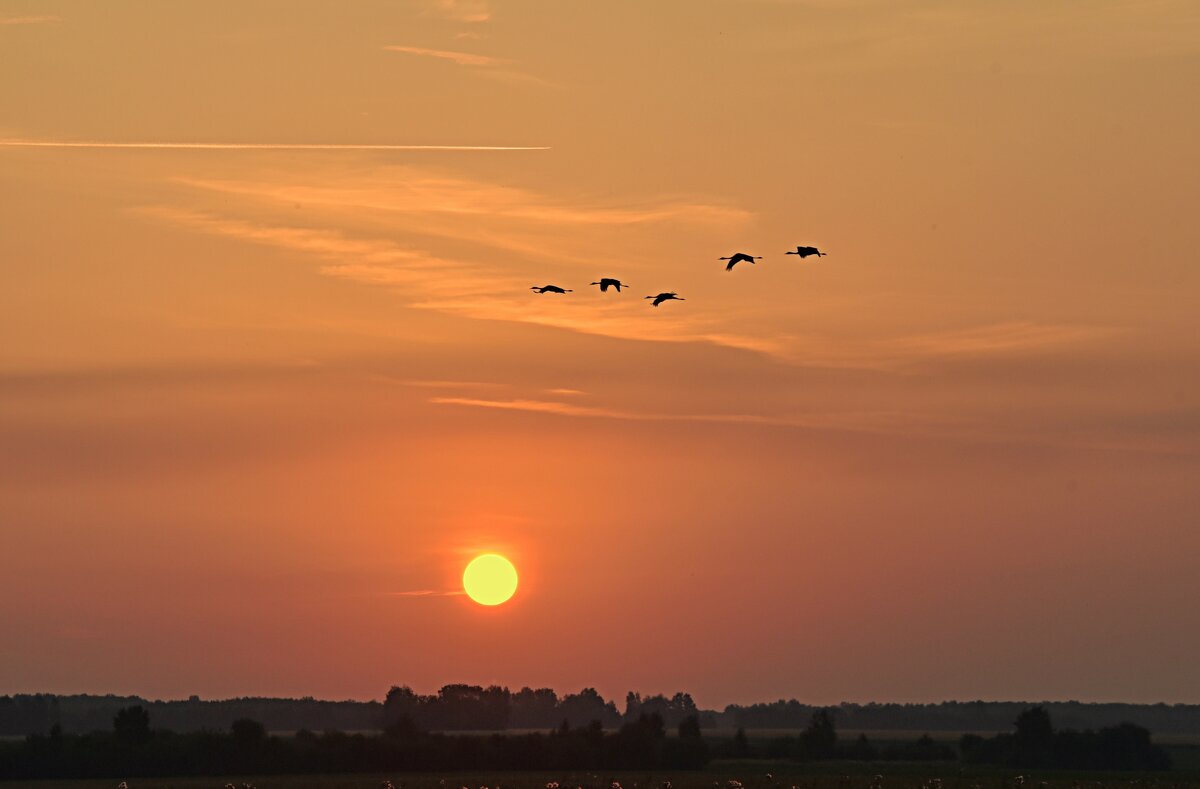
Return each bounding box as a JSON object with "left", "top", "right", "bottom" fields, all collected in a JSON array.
[
  {"left": 0, "top": 140, "right": 550, "bottom": 151},
  {"left": 6, "top": 690, "right": 1196, "bottom": 707}
]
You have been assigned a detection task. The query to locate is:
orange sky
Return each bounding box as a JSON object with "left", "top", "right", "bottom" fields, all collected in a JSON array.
[{"left": 1, "top": 0, "right": 1198, "bottom": 707}]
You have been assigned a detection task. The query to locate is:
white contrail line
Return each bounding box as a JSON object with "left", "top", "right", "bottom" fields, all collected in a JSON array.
[
  {"left": 386, "top": 589, "right": 467, "bottom": 597},
  {"left": 0, "top": 140, "right": 549, "bottom": 151}
]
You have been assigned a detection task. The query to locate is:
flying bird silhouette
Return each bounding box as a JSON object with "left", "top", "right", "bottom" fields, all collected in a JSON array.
[
  {"left": 530, "top": 285, "right": 572, "bottom": 294},
  {"left": 591, "top": 278, "right": 627, "bottom": 293},
  {"left": 786, "top": 245, "right": 826, "bottom": 258},
  {"left": 646, "top": 292, "right": 685, "bottom": 307},
  {"left": 720, "top": 252, "right": 762, "bottom": 271}
]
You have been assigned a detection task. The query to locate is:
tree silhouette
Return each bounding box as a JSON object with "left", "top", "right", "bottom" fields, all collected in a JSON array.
[
  {"left": 511, "top": 687, "right": 559, "bottom": 727},
  {"left": 382, "top": 685, "right": 421, "bottom": 730},
  {"left": 559, "top": 688, "right": 620, "bottom": 728},
  {"left": 112, "top": 705, "right": 150, "bottom": 745},
  {"left": 960, "top": 706, "right": 1171, "bottom": 770},
  {"left": 800, "top": 708, "right": 837, "bottom": 759},
  {"left": 669, "top": 713, "right": 709, "bottom": 768},
  {"left": 1013, "top": 706, "right": 1054, "bottom": 766},
  {"left": 732, "top": 726, "right": 750, "bottom": 757},
  {"left": 231, "top": 718, "right": 266, "bottom": 748}
]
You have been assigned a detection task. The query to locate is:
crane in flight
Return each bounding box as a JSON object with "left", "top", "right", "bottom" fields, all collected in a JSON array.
[
  {"left": 786, "top": 245, "right": 826, "bottom": 258},
  {"left": 530, "top": 285, "right": 572, "bottom": 294},
  {"left": 720, "top": 252, "right": 762, "bottom": 271},
  {"left": 590, "top": 278, "right": 628, "bottom": 293},
  {"left": 646, "top": 292, "right": 685, "bottom": 307}
]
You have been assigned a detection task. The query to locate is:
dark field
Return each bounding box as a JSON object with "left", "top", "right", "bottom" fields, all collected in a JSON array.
[{"left": 6, "top": 762, "right": 1200, "bottom": 789}]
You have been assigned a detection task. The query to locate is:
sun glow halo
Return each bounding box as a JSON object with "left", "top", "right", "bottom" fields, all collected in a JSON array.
[{"left": 462, "top": 554, "right": 518, "bottom": 606}]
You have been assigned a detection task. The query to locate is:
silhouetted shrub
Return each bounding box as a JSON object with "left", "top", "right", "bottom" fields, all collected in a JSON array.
[
  {"left": 112, "top": 706, "right": 150, "bottom": 746},
  {"left": 799, "top": 708, "right": 838, "bottom": 759},
  {"left": 731, "top": 726, "right": 751, "bottom": 757},
  {"left": 960, "top": 706, "right": 1171, "bottom": 770},
  {"left": 231, "top": 718, "right": 267, "bottom": 748}
]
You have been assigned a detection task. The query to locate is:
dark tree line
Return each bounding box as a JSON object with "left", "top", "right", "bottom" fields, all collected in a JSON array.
[
  {"left": 721, "top": 699, "right": 1200, "bottom": 734},
  {"left": 717, "top": 710, "right": 954, "bottom": 763},
  {"left": 960, "top": 707, "right": 1171, "bottom": 770},
  {"left": 381, "top": 686, "right": 710, "bottom": 733},
  {"left": 0, "top": 706, "right": 709, "bottom": 780},
  {"left": 0, "top": 703, "right": 1176, "bottom": 778},
  {"left": 739, "top": 710, "right": 841, "bottom": 761},
  {"left": 5, "top": 691, "right": 1200, "bottom": 738},
  {"left": 0, "top": 694, "right": 380, "bottom": 736}
]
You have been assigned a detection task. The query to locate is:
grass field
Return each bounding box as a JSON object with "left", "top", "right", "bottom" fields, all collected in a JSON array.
[
  {"left": 252, "top": 732, "right": 1200, "bottom": 747},
  {"left": 5, "top": 763, "right": 1200, "bottom": 789},
  {"left": 701, "top": 731, "right": 1200, "bottom": 747}
]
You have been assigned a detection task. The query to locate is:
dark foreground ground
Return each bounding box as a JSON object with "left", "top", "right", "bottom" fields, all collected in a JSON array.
[{"left": 5, "top": 762, "right": 1200, "bottom": 789}]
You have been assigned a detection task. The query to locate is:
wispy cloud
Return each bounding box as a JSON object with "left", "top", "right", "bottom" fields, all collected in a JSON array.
[
  {"left": 431, "top": 397, "right": 632, "bottom": 420},
  {"left": 428, "top": 396, "right": 953, "bottom": 435},
  {"left": 148, "top": 169, "right": 765, "bottom": 356},
  {"left": 383, "top": 45, "right": 506, "bottom": 67},
  {"left": 0, "top": 139, "right": 546, "bottom": 151},
  {"left": 145, "top": 170, "right": 1119, "bottom": 369},
  {"left": 428, "top": 395, "right": 1192, "bottom": 455},
  {"left": 140, "top": 207, "right": 523, "bottom": 298},
  {"left": 0, "top": 15, "right": 59, "bottom": 25},
  {"left": 430, "top": 0, "right": 490, "bottom": 23},
  {"left": 383, "top": 43, "right": 550, "bottom": 87},
  {"left": 143, "top": 206, "right": 770, "bottom": 355},
  {"left": 887, "top": 321, "right": 1120, "bottom": 357},
  {"left": 388, "top": 589, "right": 466, "bottom": 597},
  {"left": 390, "top": 379, "right": 510, "bottom": 390},
  {"left": 177, "top": 173, "right": 748, "bottom": 227},
  {"left": 409, "top": 295, "right": 787, "bottom": 357}
]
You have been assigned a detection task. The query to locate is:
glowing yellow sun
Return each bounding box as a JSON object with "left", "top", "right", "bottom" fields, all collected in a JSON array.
[{"left": 462, "top": 554, "right": 519, "bottom": 606}]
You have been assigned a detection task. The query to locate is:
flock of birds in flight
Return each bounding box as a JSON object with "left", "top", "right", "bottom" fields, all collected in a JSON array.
[{"left": 530, "top": 245, "right": 828, "bottom": 307}]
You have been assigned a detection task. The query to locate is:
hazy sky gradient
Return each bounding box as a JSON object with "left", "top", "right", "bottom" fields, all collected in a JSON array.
[{"left": 1, "top": 0, "right": 1198, "bottom": 707}]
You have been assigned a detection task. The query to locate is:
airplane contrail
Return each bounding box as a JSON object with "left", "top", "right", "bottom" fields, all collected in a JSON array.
[
  {"left": 0, "top": 139, "right": 549, "bottom": 151},
  {"left": 386, "top": 589, "right": 466, "bottom": 597}
]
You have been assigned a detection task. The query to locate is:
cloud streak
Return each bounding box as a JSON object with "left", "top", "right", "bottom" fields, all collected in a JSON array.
[
  {"left": 428, "top": 395, "right": 1190, "bottom": 455},
  {"left": 428, "top": 396, "right": 951, "bottom": 435},
  {"left": 144, "top": 204, "right": 774, "bottom": 357},
  {"left": 177, "top": 173, "right": 749, "bottom": 227},
  {"left": 0, "top": 140, "right": 547, "bottom": 151},
  {"left": 140, "top": 207, "right": 523, "bottom": 298},
  {"left": 383, "top": 45, "right": 506, "bottom": 67},
  {"left": 388, "top": 589, "right": 466, "bottom": 597},
  {"left": 144, "top": 167, "right": 1123, "bottom": 370},
  {"left": 383, "top": 43, "right": 550, "bottom": 87},
  {"left": 430, "top": 0, "right": 489, "bottom": 23},
  {"left": 887, "top": 321, "right": 1120, "bottom": 357},
  {"left": 0, "top": 15, "right": 59, "bottom": 25}
]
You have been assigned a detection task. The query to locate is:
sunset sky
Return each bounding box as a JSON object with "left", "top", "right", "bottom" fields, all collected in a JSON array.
[{"left": 1, "top": 0, "right": 1198, "bottom": 708}]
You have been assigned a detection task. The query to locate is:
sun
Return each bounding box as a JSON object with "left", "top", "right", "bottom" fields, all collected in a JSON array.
[{"left": 462, "top": 553, "right": 519, "bottom": 606}]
